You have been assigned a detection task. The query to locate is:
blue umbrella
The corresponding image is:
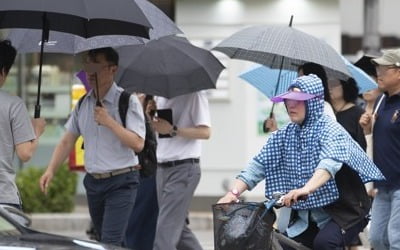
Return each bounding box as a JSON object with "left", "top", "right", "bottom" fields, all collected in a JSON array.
[
  {"left": 342, "top": 56, "right": 377, "bottom": 93},
  {"left": 240, "top": 58, "right": 377, "bottom": 99},
  {"left": 239, "top": 65, "right": 297, "bottom": 98}
]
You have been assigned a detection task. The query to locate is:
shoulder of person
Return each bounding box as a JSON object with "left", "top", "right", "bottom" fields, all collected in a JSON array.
[{"left": 0, "top": 91, "right": 23, "bottom": 103}]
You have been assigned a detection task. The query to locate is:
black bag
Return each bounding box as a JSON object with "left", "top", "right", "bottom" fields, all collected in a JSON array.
[
  {"left": 212, "top": 202, "right": 276, "bottom": 250},
  {"left": 77, "top": 91, "right": 157, "bottom": 177}
]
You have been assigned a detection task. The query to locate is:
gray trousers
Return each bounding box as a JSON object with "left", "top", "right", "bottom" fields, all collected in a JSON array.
[{"left": 153, "top": 161, "right": 203, "bottom": 250}]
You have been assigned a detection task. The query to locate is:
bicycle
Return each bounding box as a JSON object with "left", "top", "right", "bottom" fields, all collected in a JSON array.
[{"left": 212, "top": 193, "right": 311, "bottom": 250}]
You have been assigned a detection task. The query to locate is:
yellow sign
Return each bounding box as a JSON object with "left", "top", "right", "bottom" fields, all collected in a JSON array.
[{"left": 69, "top": 83, "right": 86, "bottom": 171}]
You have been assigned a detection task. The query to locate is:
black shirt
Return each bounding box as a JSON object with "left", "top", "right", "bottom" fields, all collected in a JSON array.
[{"left": 336, "top": 105, "right": 367, "bottom": 151}]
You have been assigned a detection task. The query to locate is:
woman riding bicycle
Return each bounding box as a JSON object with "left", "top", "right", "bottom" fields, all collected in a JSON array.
[{"left": 218, "top": 74, "right": 385, "bottom": 250}]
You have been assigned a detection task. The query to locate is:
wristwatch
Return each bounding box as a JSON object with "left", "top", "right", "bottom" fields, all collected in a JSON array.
[
  {"left": 230, "top": 188, "right": 240, "bottom": 198},
  {"left": 170, "top": 125, "right": 178, "bottom": 137}
]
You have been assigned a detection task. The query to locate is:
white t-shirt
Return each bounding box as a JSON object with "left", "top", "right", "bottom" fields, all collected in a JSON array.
[
  {"left": 324, "top": 101, "right": 336, "bottom": 120},
  {"left": 155, "top": 91, "right": 211, "bottom": 162}
]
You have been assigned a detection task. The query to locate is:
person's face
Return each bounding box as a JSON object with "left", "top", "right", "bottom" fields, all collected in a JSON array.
[
  {"left": 297, "top": 69, "right": 304, "bottom": 77},
  {"left": 362, "top": 88, "right": 381, "bottom": 102},
  {"left": 328, "top": 79, "right": 343, "bottom": 101},
  {"left": 83, "top": 54, "right": 117, "bottom": 89},
  {"left": 284, "top": 98, "right": 306, "bottom": 124},
  {"left": 376, "top": 65, "right": 400, "bottom": 93}
]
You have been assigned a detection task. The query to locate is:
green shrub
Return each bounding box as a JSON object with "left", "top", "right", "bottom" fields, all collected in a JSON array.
[{"left": 16, "top": 164, "right": 78, "bottom": 213}]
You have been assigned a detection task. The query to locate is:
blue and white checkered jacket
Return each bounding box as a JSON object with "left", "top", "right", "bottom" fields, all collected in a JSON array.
[{"left": 252, "top": 74, "right": 385, "bottom": 210}]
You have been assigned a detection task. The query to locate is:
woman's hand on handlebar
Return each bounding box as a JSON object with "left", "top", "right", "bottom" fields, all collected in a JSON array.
[
  {"left": 282, "top": 187, "right": 310, "bottom": 207},
  {"left": 217, "top": 192, "right": 239, "bottom": 204}
]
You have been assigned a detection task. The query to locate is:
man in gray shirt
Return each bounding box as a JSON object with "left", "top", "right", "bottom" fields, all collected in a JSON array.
[
  {"left": 0, "top": 40, "right": 46, "bottom": 209},
  {"left": 39, "top": 47, "right": 145, "bottom": 246}
]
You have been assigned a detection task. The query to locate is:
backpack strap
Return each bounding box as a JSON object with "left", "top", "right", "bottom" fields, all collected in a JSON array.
[
  {"left": 118, "top": 90, "right": 131, "bottom": 128},
  {"left": 76, "top": 93, "right": 87, "bottom": 150},
  {"left": 77, "top": 93, "right": 87, "bottom": 111}
]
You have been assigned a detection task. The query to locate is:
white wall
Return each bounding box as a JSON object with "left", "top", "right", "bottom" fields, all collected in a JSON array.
[
  {"left": 176, "top": 0, "right": 342, "bottom": 198},
  {"left": 340, "top": 0, "right": 400, "bottom": 36}
]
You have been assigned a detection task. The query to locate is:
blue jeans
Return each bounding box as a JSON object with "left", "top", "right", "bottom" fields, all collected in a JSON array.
[
  {"left": 369, "top": 187, "right": 400, "bottom": 250},
  {"left": 124, "top": 175, "right": 158, "bottom": 250},
  {"left": 282, "top": 218, "right": 368, "bottom": 250},
  {"left": 84, "top": 171, "right": 139, "bottom": 246}
]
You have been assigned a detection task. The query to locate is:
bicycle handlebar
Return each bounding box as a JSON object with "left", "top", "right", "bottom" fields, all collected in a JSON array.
[{"left": 265, "top": 192, "right": 308, "bottom": 210}]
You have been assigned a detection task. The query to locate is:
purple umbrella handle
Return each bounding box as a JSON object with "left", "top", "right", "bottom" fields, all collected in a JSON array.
[{"left": 75, "top": 70, "right": 91, "bottom": 92}]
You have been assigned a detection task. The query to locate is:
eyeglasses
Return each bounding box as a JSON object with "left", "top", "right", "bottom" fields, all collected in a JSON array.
[{"left": 376, "top": 66, "right": 400, "bottom": 78}]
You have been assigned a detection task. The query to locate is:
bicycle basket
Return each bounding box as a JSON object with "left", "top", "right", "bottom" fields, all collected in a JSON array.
[{"left": 212, "top": 202, "right": 276, "bottom": 250}]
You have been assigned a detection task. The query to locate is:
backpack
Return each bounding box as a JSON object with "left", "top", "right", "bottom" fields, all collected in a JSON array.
[{"left": 77, "top": 91, "right": 157, "bottom": 177}]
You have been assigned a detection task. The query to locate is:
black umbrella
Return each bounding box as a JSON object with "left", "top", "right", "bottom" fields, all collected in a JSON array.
[
  {"left": 115, "top": 36, "right": 225, "bottom": 98},
  {"left": 6, "top": 0, "right": 183, "bottom": 54},
  {"left": 0, "top": 0, "right": 152, "bottom": 117}
]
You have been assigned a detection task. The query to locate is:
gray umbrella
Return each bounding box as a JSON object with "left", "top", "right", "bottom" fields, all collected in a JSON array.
[
  {"left": 0, "top": 0, "right": 152, "bottom": 117},
  {"left": 115, "top": 36, "right": 225, "bottom": 98},
  {"left": 0, "top": 0, "right": 181, "bottom": 117},
  {"left": 213, "top": 24, "right": 350, "bottom": 80},
  {"left": 0, "top": 0, "right": 151, "bottom": 38},
  {"left": 6, "top": 0, "right": 183, "bottom": 54}
]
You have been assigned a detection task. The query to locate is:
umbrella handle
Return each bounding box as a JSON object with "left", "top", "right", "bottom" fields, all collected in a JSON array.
[
  {"left": 95, "top": 74, "right": 102, "bottom": 107},
  {"left": 34, "top": 13, "right": 50, "bottom": 118},
  {"left": 34, "top": 105, "right": 41, "bottom": 119}
]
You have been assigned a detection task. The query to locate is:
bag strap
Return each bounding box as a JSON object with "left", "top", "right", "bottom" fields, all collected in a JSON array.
[
  {"left": 373, "top": 94, "right": 385, "bottom": 115},
  {"left": 118, "top": 90, "right": 131, "bottom": 128},
  {"left": 77, "top": 93, "right": 87, "bottom": 111}
]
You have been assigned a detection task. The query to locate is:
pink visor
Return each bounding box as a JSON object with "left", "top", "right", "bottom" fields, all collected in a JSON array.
[{"left": 271, "top": 91, "right": 317, "bottom": 103}]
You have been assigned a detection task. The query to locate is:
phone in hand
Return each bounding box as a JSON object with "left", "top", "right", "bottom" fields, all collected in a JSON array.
[{"left": 157, "top": 109, "right": 173, "bottom": 138}]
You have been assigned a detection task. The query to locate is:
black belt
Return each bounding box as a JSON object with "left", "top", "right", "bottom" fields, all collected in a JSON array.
[
  {"left": 89, "top": 165, "right": 140, "bottom": 179},
  {"left": 159, "top": 158, "right": 199, "bottom": 168}
]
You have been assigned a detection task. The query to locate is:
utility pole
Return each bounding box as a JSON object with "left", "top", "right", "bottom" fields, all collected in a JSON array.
[
  {"left": 149, "top": 0, "right": 175, "bottom": 21},
  {"left": 363, "top": 0, "right": 380, "bottom": 54}
]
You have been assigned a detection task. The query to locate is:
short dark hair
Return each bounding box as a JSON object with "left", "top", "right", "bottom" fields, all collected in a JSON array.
[
  {"left": 298, "top": 62, "right": 331, "bottom": 104},
  {"left": 340, "top": 77, "right": 359, "bottom": 103},
  {"left": 87, "top": 47, "right": 119, "bottom": 66},
  {"left": 0, "top": 40, "right": 17, "bottom": 75}
]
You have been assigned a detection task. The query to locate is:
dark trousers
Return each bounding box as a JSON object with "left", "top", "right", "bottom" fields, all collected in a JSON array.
[
  {"left": 124, "top": 174, "right": 158, "bottom": 250},
  {"left": 83, "top": 171, "right": 139, "bottom": 246},
  {"left": 282, "top": 218, "right": 368, "bottom": 250}
]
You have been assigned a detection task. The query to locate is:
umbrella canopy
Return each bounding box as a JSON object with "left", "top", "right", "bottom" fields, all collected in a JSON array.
[
  {"left": 213, "top": 24, "right": 350, "bottom": 80},
  {"left": 240, "top": 59, "right": 377, "bottom": 99},
  {"left": 343, "top": 57, "right": 377, "bottom": 93},
  {"left": 0, "top": 0, "right": 155, "bottom": 117},
  {"left": 239, "top": 66, "right": 297, "bottom": 98},
  {"left": 6, "top": 0, "right": 183, "bottom": 54},
  {"left": 115, "top": 36, "right": 225, "bottom": 98},
  {"left": 354, "top": 55, "right": 377, "bottom": 78},
  {"left": 0, "top": 0, "right": 152, "bottom": 38}
]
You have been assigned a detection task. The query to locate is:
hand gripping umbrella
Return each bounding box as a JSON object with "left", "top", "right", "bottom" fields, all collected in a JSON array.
[{"left": 0, "top": 0, "right": 152, "bottom": 117}]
